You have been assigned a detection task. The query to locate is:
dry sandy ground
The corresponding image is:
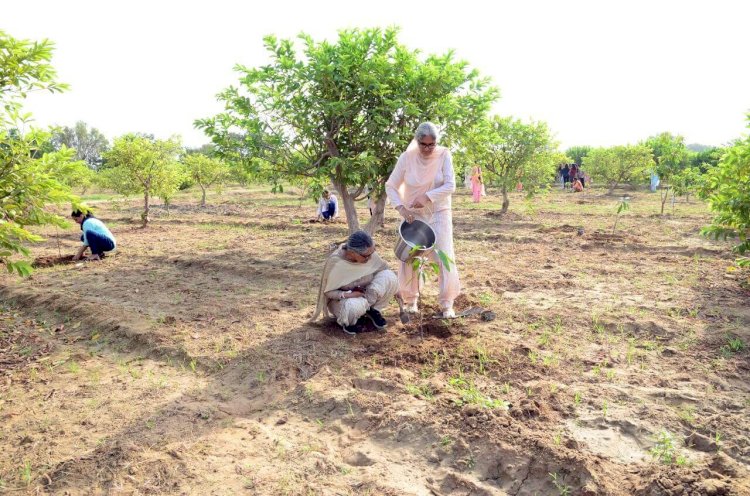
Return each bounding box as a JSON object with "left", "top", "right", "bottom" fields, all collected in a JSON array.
[{"left": 1, "top": 186, "right": 749, "bottom": 495}]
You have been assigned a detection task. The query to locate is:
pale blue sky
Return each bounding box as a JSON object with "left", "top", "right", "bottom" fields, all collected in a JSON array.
[{"left": 5, "top": 0, "right": 750, "bottom": 150}]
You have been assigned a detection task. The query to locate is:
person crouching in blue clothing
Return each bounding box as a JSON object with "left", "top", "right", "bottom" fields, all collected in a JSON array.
[
  {"left": 71, "top": 210, "right": 116, "bottom": 261},
  {"left": 316, "top": 190, "right": 339, "bottom": 222}
]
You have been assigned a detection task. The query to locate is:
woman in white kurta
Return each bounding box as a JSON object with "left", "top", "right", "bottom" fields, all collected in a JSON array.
[{"left": 385, "top": 122, "right": 460, "bottom": 318}]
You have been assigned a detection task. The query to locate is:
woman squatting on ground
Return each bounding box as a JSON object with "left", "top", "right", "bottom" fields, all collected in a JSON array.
[{"left": 309, "top": 231, "right": 399, "bottom": 335}]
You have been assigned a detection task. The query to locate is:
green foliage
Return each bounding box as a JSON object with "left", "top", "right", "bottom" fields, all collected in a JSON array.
[
  {"left": 182, "top": 154, "right": 231, "bottom": 206},
  {"left": 688, "top": 146, "right": 724, "bottom": 173},
  {"left": 1, "top": 30, "right": 81, "bottom": 276},
  {"left": 47, "top": 121, "right": 109, "bottom": 169},
  {"left": 565, "top": 145, "right": 592, "bottom": 165},
  {"left": 644, "top": 132, "right": 689, "bottom": 180},
  {"left": 464, "top": 115, "right": 559, "bottom": 213},
  {"left": 0, "top": 30, "right": 69, "bottom": 119},
  {"left": 448, "top": 372, "right": 508, "bottom": 409},
  {"left": 197, "top": 27, "right": 498, "bottom": 233},
  {"left": 670, "top": 165, "right": 702, "bottom": 201},
  {"left": 155, "top": 161, "right": 186, "bottom": 211},
  {"left": 101, "top": 134, "right": 182, "bottom": 226},
  {"left": 583, "top": 145, "right": 653, "bottom": 193},
  {"left": 700, "top": 116, "right": 750, "bottom": 260},
  {"left": 649, "top": 430, "right": 688, "bottom": 465},
  {"left": 409, "top": 247, "right": 453, "bottom": 286},
  {"left": 720, "top": 334, "right": 745, "bottom": 357},
  {"left": 643, "top": 133, "right": 690, "bottom": 213}
]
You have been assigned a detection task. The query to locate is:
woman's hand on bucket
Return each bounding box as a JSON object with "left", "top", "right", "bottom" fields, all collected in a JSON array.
[{"left": 396, "top": 205, "right": 416, "bottom": 223}]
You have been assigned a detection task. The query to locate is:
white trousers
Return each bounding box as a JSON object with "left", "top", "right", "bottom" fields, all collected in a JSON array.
[
  {"left": 398, "top": 209, "right": 461, "bottom": 310},
  {"left": 327, "top": 270, "right": 399, "bottom": 326}
]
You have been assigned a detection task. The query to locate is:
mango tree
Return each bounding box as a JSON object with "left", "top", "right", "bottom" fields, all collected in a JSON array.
[
  {"left": 101, "top": 134, "right": 182, "bottom": 227},
  {"left": 0, "top": 30, "right": 82, "bottom": 276},
  {"left": 643, "top": 133, "right": 689, "bottom": 214},
  {"left": 565, "top": 145, "right": 592, "bottom": 166},
  {"left": 196, "top": 27, "right": 497, "bottom": 234},
  {"left": 583, "top": 145, "right": 653, "bottom": 194},
  {"left": 182, "top": 154, "right": 230, "bottom": 207},
  {"left": 700, "top": 115, "right": 750, "bottom": 266},
  {"left": 465, "top": 116, "right": 558, "bottom": 214},
  {"left": 47, "top": 121, "right": 109, "bottom": 169}
]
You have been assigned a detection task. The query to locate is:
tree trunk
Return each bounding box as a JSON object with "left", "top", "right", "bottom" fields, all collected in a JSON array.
[
  {"left": 142, "top": 191, "right": 150, "bottom": 228},
  {"left": 660, "top": 187, "right": 668, "bottom": 215},
  {"left": 363, "top": 194, "right": 387, "bottom": 235},
  {"left": 200, "top": 185, "right": 207, "bottom": 207},
  {"left": 333, "top": 177, "right": 360, "bottom": 234},
  {"left": 501, "top": 185, "right": 510, "bottom": 214}
]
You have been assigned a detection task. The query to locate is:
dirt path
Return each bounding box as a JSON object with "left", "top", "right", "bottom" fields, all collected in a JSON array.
[{"left": 1, "top": 188, "right": 749, "bottom": 495}]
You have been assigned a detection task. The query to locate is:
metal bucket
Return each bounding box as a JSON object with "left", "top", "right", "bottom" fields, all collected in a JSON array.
[{"left": 394, "top": 219, "right": 436, "bottom": 262}]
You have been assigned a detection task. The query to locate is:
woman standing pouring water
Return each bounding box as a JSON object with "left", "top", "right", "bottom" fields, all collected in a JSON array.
[{"left": 386, "top": 122, "right": 460, "bottom": 318}]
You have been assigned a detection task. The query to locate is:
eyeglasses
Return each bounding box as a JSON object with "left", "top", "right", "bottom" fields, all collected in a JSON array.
[{"left": 418, "top": 141, "right": 436, "bottom": 149}]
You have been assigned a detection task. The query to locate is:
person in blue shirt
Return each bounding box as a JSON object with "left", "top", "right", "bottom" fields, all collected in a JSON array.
[
  {"left": 316, "top": 190, "right": 339, "bottom": 222},
  {"left": 71, "top": 210, "right": 116, "bottom": 261}
]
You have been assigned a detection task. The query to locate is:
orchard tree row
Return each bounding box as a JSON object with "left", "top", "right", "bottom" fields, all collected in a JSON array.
[{"left": 1, "top": 27, "right": 748, "bottom": 274}]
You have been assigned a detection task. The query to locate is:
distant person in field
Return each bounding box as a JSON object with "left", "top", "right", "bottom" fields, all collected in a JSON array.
[
  {"left": 470, "top": 166, "right": 484, "bottom": 203},
  {"left": 71, "top": 210, "right": 116, "bottom": 261},
  {"left": 386, "top": 121, "right": 460, "bottom": 318},
  {"left": 578, "top": 168, "right": 589, "bottom": 188},
  {"left": 572, "top": 177, "right": 584, "bottom": 192},
  {"left": 316, "top": 190, "right": 338, "bottom": 222},
  {"left": 310, "top": 230, "right": 398, "bottom": 335},
  {"left": 561, "top": 164, "right": 570, "bottom": 189}
]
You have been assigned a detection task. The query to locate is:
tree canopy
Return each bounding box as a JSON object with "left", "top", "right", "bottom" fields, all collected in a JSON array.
[
  {"left": 466, "top": 116, "right": 559, "bottom": 213},
  {"left": 565, "top": 145, "right": 592, "bottom": 166},
  {"left": 1, "top": 30, "right": 80, "bottom": 276},
  {"left": 196, "top": 27, "right": 498, "bottom": 234},
  {"left": 583, "top": 145, "right": 654, "bottom": 194},
  {"left": 182, "top": 154, "right": 230, "bottom": 206},
  {"left": 700, "top": 114, "right": 750, "bottom": 264},
  {"left": 48, "top": 121, "right": 110, "bottom": 169},
  {"left": 100, "top": 134, "right": 182, "bottom": 227},
  {"left": 643, "top": 132, "right": 690, "bottom": 214}
]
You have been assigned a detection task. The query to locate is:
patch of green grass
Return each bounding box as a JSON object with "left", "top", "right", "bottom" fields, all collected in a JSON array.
[
  {"left": 478, "top": 291, "right": 496, "bottom": 306},
  {"left": 405, "top": 383, "right": 434, "bottom": 400},
  {"left": 677, "top": 406, "right": 695, "bottom": 425},
  {"left": 720, "top": 335, "right": 745, "bottom": 357},
  {"left": 475, "top": 343, "right": 494, "bottom": 375},
  {"left": 20, "top": 460, "right": 32, "bottom": 486},
  {"left": 448, "top": 372, "right": 508, "bottom": 409},
  {"left": 649, "top": 430, "right": 688, "bottom": 465},
  {"left": 549, "top": 472, "right": 571, "bottom": 495}
]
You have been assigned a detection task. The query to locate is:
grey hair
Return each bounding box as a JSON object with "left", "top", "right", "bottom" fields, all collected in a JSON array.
[
  {"left": 346, "top": 230, "right": 374, "bottom": 254},
  {"left": 415, "top": 122, "right": 439, "bottom": 142}
]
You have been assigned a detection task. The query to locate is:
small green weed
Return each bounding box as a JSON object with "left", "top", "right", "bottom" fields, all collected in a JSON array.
[
  {"left": 549, "top": 472, "right": 571, "bottom": 495},
  {"left": 405, "top": 383, "right": 434, "bottom": 400}
]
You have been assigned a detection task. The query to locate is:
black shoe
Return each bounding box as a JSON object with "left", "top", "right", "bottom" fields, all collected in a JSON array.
[
  {"left": 341, "top": 321, "right": 365, "bottom": 336},
  {"left": 365, "top": 308, "right": 387, "bottom": 329}
]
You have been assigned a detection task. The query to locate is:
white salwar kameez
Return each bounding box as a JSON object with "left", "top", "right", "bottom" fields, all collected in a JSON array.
[
  {"left": 385, "top": 144, "right": 461, "bottom": 312},
  {"left": 326, "top": 269, "right": 398, "bottom": 326}
]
